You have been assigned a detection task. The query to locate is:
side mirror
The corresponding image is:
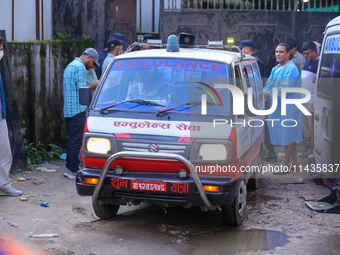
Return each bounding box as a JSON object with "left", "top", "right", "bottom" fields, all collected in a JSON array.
[{"left": 79, "top": 86, "right": 92, "bottom": 106}]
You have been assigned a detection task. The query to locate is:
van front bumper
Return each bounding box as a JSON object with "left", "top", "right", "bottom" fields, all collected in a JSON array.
[{"left": 76, "top": 168, "right": 237, "bottom": 205}]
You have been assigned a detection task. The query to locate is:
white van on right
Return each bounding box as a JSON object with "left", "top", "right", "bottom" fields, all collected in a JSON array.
[{"left": 312, "top": 15, "right": 340, "bottom": 190}]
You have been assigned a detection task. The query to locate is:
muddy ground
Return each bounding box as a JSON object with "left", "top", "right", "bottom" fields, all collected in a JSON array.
[{"left": 1, "top": 144, "right": 340, "bottom": 255}]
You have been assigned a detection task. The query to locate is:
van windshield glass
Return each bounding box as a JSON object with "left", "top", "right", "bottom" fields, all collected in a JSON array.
[
  {"left": 95, "top": 58, "right": 232, "bottom": 115},
  {"left": 317, "top": 35, "right": 340, "bottom": 97}
]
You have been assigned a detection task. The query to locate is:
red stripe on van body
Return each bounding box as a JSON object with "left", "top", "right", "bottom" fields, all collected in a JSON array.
[{"left": 83, "top": 157, "right": 190, "bottom": 173}]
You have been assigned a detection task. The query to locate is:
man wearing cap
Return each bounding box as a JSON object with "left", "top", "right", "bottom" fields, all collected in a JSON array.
[
  {"left": 102, "top": 38, "right": 123, "bottom": 75},
  {"left": 98, "top": 33, "right": 125, "bottom": 67},
  {"left": 238, "top": 39, "right": 265, "bottom": 79},
  {"left": 285, "top": 38, "right": 306, "bottom": 74},
  {"left": 63, "top": 48, "right": 100, "bottom": 179}
]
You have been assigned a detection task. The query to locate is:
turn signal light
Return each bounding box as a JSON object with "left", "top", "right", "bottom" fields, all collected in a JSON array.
[
  {"left": 203, "top": 185, "right": 220, "bottom": 193},
  {"left": 83, "top": 178, "right": 99, "bottom": 185}
]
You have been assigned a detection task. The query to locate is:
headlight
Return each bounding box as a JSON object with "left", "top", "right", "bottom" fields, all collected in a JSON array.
[
  {"left": 86, "top": 137, "right": 111, "bottom": 154},
  {"left": 198, "top": 144, "right": 227, "bottom": 160}
]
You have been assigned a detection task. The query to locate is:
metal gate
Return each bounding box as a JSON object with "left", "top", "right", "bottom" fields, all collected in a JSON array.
[{"left": 160, "top": 1, "right": 339, "bottom": 75}]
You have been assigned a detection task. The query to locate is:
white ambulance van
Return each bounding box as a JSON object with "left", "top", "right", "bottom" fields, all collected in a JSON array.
[
  {"left": 76, "top": 34, "right": 265, "bottom": 226},
  {"left": 311, "top": 16, "right": 340, "bottom": 195}
]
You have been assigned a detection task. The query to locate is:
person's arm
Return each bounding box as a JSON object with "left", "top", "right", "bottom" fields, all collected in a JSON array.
[{"left": 87, "top": 80, "right": 99, "bottom": 92}]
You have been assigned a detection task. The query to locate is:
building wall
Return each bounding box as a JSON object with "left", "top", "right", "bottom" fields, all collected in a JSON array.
[
  {"left": 137, "top": 0, "right": 160, "bottom": 33},
  {"left": 53, "top": 0, "right": 136, "bottom": 51},
  {"left": 0, "top": 0, "right": 53, "bottom": 41}
]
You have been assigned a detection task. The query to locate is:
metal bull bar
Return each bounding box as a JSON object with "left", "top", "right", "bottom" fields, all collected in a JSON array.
[{"left": 92, "top": 151, "right": 217, "bottom": 210}]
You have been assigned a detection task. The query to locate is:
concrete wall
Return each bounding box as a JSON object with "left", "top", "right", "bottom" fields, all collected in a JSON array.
[
  {"left": 7, "top": 41, "right": 93, "bottom": 146},
  {"left": 53, "top": 0, "right": 108, "bottom": 51},
  {"left": 53, "top": 0, "right": 137, "bottom": 51}
]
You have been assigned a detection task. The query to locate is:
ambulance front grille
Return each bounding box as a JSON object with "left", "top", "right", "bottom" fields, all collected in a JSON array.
[{"left": 121, "top": 142, "right": 186, "bottom": 153}]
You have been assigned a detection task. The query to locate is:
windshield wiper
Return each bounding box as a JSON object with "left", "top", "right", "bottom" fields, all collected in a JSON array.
[
  {"left": 156, "top": 101, "right": 220, "bottom": 116},
  {"left": 100, "top": 99, "right": 165, "bottom": 113},
  {"left": 156, "top": 101, "right": 203, "bottom": 116}
]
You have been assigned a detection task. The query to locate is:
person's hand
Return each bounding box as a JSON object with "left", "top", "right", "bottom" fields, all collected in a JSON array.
[
  {"left": 260, "top": 92, "right": 270, "bottom": 100},
  {"left": 88, "top": 80, "right": 99, "bottom": 92},
  {"left": 93, "top": 80, "right": 99, "bottom": 88},
  {"left": 312, "top": 75, "right": 316, "bottom": 83}
]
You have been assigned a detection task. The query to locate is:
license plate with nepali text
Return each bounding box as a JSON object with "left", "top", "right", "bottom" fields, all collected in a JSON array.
[{"left": 110, "top": 178, "right": 189, "bottom": 193}]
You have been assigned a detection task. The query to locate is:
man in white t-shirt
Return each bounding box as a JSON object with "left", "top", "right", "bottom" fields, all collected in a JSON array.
[{"left": 300, "top": 41, "right": 319, "bottom": 153}]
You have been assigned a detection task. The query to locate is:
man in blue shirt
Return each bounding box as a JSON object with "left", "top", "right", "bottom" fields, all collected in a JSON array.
[
  {"left": 63, "top": 48, "right": 99, "bottom": 179},
  {"left": 98, "top": 33, "right": 125, "bottom": 67},
  {"left": 101, "top": 38, "right": 123, "bottom": 75},
  {"left": 0, "top": 39, "right": 22, "bottom": 196},
  {"left": 262, "top": 43, "right": 303, "bottom": 173}
]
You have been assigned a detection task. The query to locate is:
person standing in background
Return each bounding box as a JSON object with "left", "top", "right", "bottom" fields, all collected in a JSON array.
[
  {"left": 0, "top": 39, "right": 23, "bottom": 196},
  {"left": 285, "top": 38, "right": 306, "bottom": 74},
  {"left": 239, "top": 39, "right": 265, "bottom": 78},
  {"left": 101, "top": 38, "right": 123, "bottom": 75},
  {"left": 299, "top": 41, "right": 319, "bottom": 156}
]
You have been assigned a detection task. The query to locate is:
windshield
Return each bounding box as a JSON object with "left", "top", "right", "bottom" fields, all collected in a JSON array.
[
  {"left": 95, "top": 58, "right": 233, "bottom": 115},
  {"left": 317, "top": 34, "right": 340, "bottom": 97}
]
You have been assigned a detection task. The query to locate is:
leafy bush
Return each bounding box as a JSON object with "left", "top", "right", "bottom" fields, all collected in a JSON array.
[
  {"left": 25, "top": 142, "right": 65, "bottom": 169},
  {"left": 53, "top": 28, "right": 70, "bottom": 41},
  {"left": 82, "top": 34, "right": 91, "bottom": 41}
]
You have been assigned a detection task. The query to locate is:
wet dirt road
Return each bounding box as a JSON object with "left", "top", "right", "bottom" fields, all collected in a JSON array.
[{"left": 1, "top": 148, "right": 340, "bottom": 255}]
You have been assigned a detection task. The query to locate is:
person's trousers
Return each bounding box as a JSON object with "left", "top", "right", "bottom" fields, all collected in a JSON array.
[
  {"left": 302, "top": 103, "right": 313, "bottom": 139},
  {"left": 0, "top": 119, "right": 12, "bottom": 190},
  {"left": 66, "top": 112, "right": 86, "bottom": 173}
]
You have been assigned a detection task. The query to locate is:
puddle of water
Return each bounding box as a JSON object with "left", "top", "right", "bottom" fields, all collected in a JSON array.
[
  {"left": 190, "top": 229, "right": 289, "bottom": 255},
  {"left": 248, "top": 193, "right": 283, "bottom": 204}
]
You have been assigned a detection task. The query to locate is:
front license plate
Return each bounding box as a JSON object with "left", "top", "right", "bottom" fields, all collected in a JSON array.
[{"left": 131, "top": 180, "right": 167, "bottom": 192}]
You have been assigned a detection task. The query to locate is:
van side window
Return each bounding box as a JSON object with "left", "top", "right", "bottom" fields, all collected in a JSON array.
[
  {"left": 234, "top": 65, "right": 243, "bottom": 91},
  {"left": 317, "top": 35, "right": 340, "bottom": 97},
  {"left": 243, "top": 65, "right": 259, "bottom": 109},
  {"left": 252, "top": 63, "right": 264, "bottom": 108}
]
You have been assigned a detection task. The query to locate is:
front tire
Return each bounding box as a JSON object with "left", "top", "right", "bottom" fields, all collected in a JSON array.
[
  {"left": 92, "top": 202, "right": 120, "bottom": 219},
  {"left": 222, "top": 179, "right": 247, "bottom": 226}
]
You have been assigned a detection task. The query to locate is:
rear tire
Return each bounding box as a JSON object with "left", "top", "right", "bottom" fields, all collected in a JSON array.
[
  {"left": 92, "top": 202, "right": 120, "bottom": 219},
  {"left": 222, "top": 179, "right": 247, "bottom": 226}
]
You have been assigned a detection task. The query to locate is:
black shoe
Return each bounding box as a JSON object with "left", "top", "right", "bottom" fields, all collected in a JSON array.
[{"left": 264, "top": 153, "right": 278, "bottom": 162}]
